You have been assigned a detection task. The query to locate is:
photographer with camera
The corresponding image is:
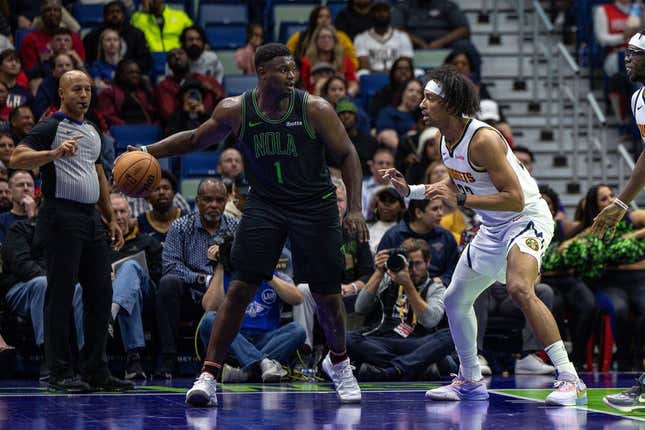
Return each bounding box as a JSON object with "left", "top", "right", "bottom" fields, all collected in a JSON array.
[
  {"left": 348, "top": 238, "right": 453, "bottom": 381},
  {"left": 198, "top": 234, "right": 305, "bottom": 383},
  {"left": 155, "top": 178, "right": 239, "bottom": 378}
]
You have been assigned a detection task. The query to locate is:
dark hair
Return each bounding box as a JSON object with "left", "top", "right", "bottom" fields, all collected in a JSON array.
[
  {"left": 538, "top": 184, "right": 561, "bottom": 211},
  {"left": 294, "top": 5, "right": 329, "bottom": 59},
  {"left": 8, "top": 168, "right": 34, "bottom": 184},
  {"left": 513, "top": 145, "right": 535, "bottom": 162},
  {"left": 180, "top": 24, "right": 207, "bottom": 46},
  {"left": 320, "top": 76, "right": 347, "bottom": 100},
  {"left": 0, "top": 49, "right": 19, "bottom": 65},
  {"left": 9, "top": 105, "right": 32, "bottom": 123},
  {"left": 161, "top": 169, "right": 178, "bottom": 193},
  {"left": 389, "top": 56, "right": 414, "bottom": 87},
  {"left": 114, "top": 59, "right": 140, "bottom": 86},
  {"left": 400, "top": 237, "right": 430, "bottom": 262},
  {"left": 372, "top": 146, "right": 394, "bottom": 161},
  {"left": 407, "top": 199, "right": 431, "bottom": 222},
  {"left": 254, "top": 43, "right": 292, "bottom": 70},
  {"left": 104, "top": 0, "right": 126, "bottom": 17},
  {"left": 245, "top": 23, "right": 263, "bottom": 43},
  {"left": 425, "top": 65, "right": 480, "bottom": 117},
  {"left": 581, "top": 183, "right": 611, "bottom": 228},
  {"left": 444, "top": 49, "right": 474, "bottom": 69},
  {"left": 51, "top": 27, "right": 73, "bottom": 37}
]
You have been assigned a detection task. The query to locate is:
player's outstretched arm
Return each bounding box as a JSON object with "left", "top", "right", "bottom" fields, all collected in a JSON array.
[
  {"left": 308, "top": 95, "right": 369, "bottom": 241},
  {"left": 143, "top": 97, "right": 242, "bottom": 159}
]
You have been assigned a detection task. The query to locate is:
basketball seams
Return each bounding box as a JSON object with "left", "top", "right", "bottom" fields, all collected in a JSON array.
[{"left": 114, "top": 152, "right": 161, "bottom": 197}]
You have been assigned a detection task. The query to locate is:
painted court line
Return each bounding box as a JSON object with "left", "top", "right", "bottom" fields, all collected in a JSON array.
[{"left": 488, "top": 389, "right": 645, "bottom": 423}]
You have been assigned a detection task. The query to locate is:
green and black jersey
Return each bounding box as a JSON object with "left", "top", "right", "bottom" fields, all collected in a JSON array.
[{"left": 237, "top": 88, "right": 335, "bottom": 210}]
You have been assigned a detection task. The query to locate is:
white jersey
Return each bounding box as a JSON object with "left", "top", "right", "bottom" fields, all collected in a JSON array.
[
  {"left": 440, "top": 118, "right": 543, "bottom": 227},
  {"left": 631, "top": 87, "right": 645, "bottom": 144}
]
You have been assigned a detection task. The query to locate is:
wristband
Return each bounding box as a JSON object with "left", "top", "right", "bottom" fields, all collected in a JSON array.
[
  {"left": 456, "top": 191, "right": 467, "bottom": 207},
  {"left": 408, "top": 184, "right": 426, "bottom": 200},
  {"left": 140, "top": 145, "right": 148, "bottom": 153},
  {"left": 614, "top": 198, "right": 628, "bottom": 210}
]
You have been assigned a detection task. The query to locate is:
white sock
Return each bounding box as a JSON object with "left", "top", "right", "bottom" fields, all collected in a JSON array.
[
  {"left": 544, "top": 340, "right": 577, "bottom": 378},
  {"left": 111, "top": 303, "right": 121, "bottom": 320},
  {"left": 460, "top": 364, "right": 482, "bottom": 382}
]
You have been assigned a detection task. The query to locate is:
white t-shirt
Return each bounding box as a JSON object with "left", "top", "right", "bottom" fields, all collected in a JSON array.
[
  {"left": 354, "top": 27, "right": 414, "bottom": 72},
  {"left": 190, "top": 50, "right": 224, "bottom": 84}
]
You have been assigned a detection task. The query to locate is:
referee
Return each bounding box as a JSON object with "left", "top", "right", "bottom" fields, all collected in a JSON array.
[{"left": 10, "top": 70, "right": 134, "bottom": 393}]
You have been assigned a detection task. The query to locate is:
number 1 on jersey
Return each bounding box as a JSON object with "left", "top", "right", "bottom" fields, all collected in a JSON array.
[{"left": 273, "top": 161, "right": 284, "bottom": 184}]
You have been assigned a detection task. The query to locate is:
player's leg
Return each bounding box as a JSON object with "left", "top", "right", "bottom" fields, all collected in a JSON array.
[
  {"left": 425, "top": 249, "right": 495, "bottom": 401},
  {"left": 505, "top": 245, "right": 586, "bottom": 406},
  {"left": 186, "top": 198, "right": 287, "bottom": 407}
]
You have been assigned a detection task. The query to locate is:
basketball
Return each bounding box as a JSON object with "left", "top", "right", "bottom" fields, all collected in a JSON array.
[{"left": 112, "top": 151, "right": 161, "bottom": 198}]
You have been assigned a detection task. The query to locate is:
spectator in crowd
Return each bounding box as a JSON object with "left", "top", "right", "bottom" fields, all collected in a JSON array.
[
  {"left": 308, "top": 62, "right": 336, "bottom": 96},
  {"left": 349, "top": 238, "right": 453, "bottom": 381},
  {"left": 300, "top": 25, "right": 358, "bottom": 96},
  {"left": 425, "top": 160, "right": 467, "bottom": 244},
  {"left": 354, "top": 1, "right": 414, "bottom": 74},
  {"left": 378, "top": 198, "right": 459, "bottom": 288},
  {"left": 514, "top": 146, "right": 566, "bottom": 219},
  {"left": 31, "top": 2, "right": 80, "bottom": 33},
  {"left": 445, "top": 49, "right": 513, "bottom": 142},
  {"left": 9, "top": 106, "right": 35, "bottom": 143},
  {"left": 235, "top": 23, "right": 264, "bottom": 75},
  {"left": 575, "top": 184, "right": 645, "bottom": 370},
  {"left": 96, "top": 59, "right": 157, "bottom": 127},
  {"left": 83, "top": 0, "right": 152, "bottom": 73},
  {"left": 287, "top": 5, "right": 357, "bottom": 68},
  {"left": 367, "top": 186, "right": 406, "bottom": 255},
  {"left": 335, "top": 0, "right": 375, "bottom": 41},
  {"left": 392, "top": 0, "right": 481, "bottom": 81},
  {"left": 130, "top": 0, "right": 193, "bottom": 53},
  {"left": 362, "top": 147, "right": 395, "bottom": 220},
  {"left": 89, "top": 29, "right": 123, "bottom": 92},
  {"left": 0, "top": 178, "right": 12, "bottom": 212},
  {"left": 375, "top": 79, "right": 423, "bottom": 150},
  {"left": 109, "top": 193, "right": 162, "bottom": 380},
  {"left": 0, "top": 133, "right": 15, "bottom": 168},
  {"left": 155, "top": 48, "right": 224, "bottom": 123},
  {"left": 19, "top": 0, "right": 85, "bottom": 72},
  {"left": 137, "top": 169, "right": 183, "bottom": 244},
  {"left": 32, "top": 53, "right": 75, "bottom": 120},
  {"left": 0, "top": 170, "right": 35, "bottom": 245},
  {"left": 2, "top": 214, "right": 84, "bottom": 379},
  {"left": 199, "top": 239, "right": 305, "bottom": 383},
  {"left": 321, "top": 77, "right": 370, "bottom": 134},
  {"left": 336, "top": 97, "right": 376, "bottom": 176},
  {"left": 367, "top": 57, "right": 414, "bottom": 124},
  {"left": 474, "top": 282, "right": 557, "bottom": 375},
  {"left": 404, "top": 127, "right": 442, "bottom": 185},
  {"left": 26, "top": 28, "right": 83, "bottom": 95},
  {"left": 181, "top": 25, "right": 223, "bottom": 84},
  {"left": 0, "top": 50, "right": 32, "bottom": 109},
  {"left": 126, "top": 184, "right": 190, "bottom": 219},
  {"left": 155, "top": 178, "right": 239, "bottom": 377},
  {"left": 593, "top": 0, "right": 634, "bottom": 132},
  {"left": 165, "top": 81, "right": 212, "bottom": 135},
  {"left": 539, "top": 185, "right": 593, "bottom": 370},
  {"left": 0, "top": 81, "right": 11, "bottom": 121},
  {"left": 293, "top": 177, "right": 373, "bottom": 355},
  {"left": 216, "top": 147, "right": 245, "bottom": 186}
]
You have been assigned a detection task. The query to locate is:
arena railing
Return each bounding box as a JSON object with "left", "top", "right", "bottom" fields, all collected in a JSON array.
[{"left": 586, "top": 92, "right": 608, "bottom": 187}]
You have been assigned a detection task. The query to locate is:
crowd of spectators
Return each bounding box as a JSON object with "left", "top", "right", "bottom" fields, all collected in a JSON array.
[{"left": 0, "top": 0, "right": 641, "bottom": 383}]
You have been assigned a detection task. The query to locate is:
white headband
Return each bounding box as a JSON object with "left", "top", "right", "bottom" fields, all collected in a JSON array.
[
  {"left": 425, "top": 80, "right": 445, "bottom": 98},
  {"left": 628, "top": 33, "right": 645, "bottom": 51}
]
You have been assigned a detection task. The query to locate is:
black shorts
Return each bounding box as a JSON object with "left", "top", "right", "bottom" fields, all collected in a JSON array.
[{"left": 231, "top": 195, "right": 344, "bottom": 293}]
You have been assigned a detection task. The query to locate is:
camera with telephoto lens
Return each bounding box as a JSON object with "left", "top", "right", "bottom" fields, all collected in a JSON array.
[
  {"left": 210, "top": 233, "right": 235, "bottom": 273},
  {"left": 385, "top": 248, "right": 408, "bottom": 272}
]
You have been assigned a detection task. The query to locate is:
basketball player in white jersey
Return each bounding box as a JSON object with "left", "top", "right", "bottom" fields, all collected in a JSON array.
[
  {"left": 592, "top": 32, "right": 645, "bottom": 414},
  {"left": 380, "top": 66, "right": 586, "bottom": 406}
]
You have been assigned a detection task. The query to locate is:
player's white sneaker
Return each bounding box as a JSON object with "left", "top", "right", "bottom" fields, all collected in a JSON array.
[
  {"left": 322, "top": 353, "right": 361, "bottom": 403},
  {"left": 545, "top": 372, "right": 587, "bottom": 406},
  {"left": 186, "top": 372, "right": 218, "bottom": 407}
]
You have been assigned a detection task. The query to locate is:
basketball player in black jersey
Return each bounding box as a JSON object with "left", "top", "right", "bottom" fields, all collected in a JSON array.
[{"left": 134, "top": 43, "right": 368, "bottom": 406}]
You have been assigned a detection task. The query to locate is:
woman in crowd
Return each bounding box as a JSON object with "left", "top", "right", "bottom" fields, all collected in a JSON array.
[
  {"left": 90, "top": 28, "right": 123, "bottom": 92},
  {"left": 320, "top": 76, "right": 369, "bottom": 134},
  {"left": 300, "top": 24, "right": 358, "bottom": 96},
  {"left": 425, "top": 160, "right": 466, "bottom": 244},
  {"left": 375, "top": 78, "right": 422, "bottom": 150},
  {"left": 235, "top": 23, "right": 264, "bottom": 75},
  {"left": 367, "top": 186, "right": 406, "bottom": 255},
  {"left": 367, "top": 57, "right": 414, "bottom": 124}
]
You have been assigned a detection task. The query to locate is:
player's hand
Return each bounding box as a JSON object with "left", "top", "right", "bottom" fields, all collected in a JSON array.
[
  {"left": 590, "top": 202, "right": 627, "bottom": 238},
  {"left": 379, "top": 168, "right": 409, "bottom": 196},
  {"left": 54, "top": 136, "right": 81, "bottom": 158},
  {"left": 425, "top": 183, "right": 457, "bottom": 208},
  {"left": 344, "top": 210, "right": 369, "bottom": 242},
  {"left": 109, "top": 220, "right": 124, "bottom": 251}
]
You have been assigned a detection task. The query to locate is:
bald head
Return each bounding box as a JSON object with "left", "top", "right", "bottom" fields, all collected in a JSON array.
[
  {"left": 58, "top": 71, "right": 92, "bottom": 119},
  {"left": 59, "top": 70, "right": 90, "bottom": 89}
]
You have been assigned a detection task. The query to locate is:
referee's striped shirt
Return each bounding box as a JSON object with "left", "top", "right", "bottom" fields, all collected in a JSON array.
[{"left": 19, "top": 112, "right": 104, "bottom": 204}]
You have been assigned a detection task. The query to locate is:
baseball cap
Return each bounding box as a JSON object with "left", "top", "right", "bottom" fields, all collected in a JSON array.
[
  {"left": 335, "top": 97, "right": 357, "bottom": 114},
  {"left": 311, "top": 62, "right": 335, "bottom": 74},
  {"left": 479, "top": 99, "right": 501, "bottom": 122}
]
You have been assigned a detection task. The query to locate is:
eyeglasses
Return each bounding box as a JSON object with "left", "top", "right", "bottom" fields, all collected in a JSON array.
[{"left": 625, "top": 48, "right": 645, "bottom": 58}]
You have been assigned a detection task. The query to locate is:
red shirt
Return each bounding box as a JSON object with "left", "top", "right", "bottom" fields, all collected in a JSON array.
[
  {"left": 300, "top": 55, "right": 357, "bottom": 94},
  {"left": 19, "top": 29, "right": 85, "bottom": 71},
  {"left": 154, "top": 72, "right": 225, "bottom": 122}
]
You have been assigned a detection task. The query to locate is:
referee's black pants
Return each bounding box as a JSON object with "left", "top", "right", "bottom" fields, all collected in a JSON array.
[{"left": 38, "top": 198, "right": 113, "bottom": 380}]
